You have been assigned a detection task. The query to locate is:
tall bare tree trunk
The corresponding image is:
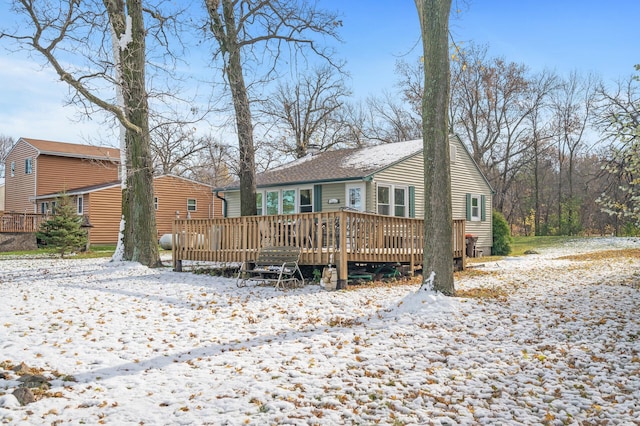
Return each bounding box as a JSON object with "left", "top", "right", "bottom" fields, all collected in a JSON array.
[
  {"left": 105, "top": 0, "right": 161, "bottom": 266},
  {"left": 415, "top": 0, "right": 454, "bottom": 295},
  {"left": 206, "top": 0, "right": 257, "bottom": 216}
]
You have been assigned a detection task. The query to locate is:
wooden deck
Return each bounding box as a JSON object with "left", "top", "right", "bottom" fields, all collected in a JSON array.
[
  {"left": 0, "top": 213, "right": 49, "bottom": 233},
  {"left": 172, "top": 211, "right": 466, "bottom": 285}
]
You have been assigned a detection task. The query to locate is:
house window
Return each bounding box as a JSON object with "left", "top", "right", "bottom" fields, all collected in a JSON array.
[
  {"left": 266, "top": 191, "right": 279, "bottom": 215},
  {"left": 41, "top": 202, "right": 49, "bottom": 215},
  {"left": 377, "top": 184, "right": 408, "bottom": 217},
  {"left": 10, "top": 161, "right": 15, "bottom": 177},
  {"left": 377, "top": 185, "right": 390, "bottom": 215},
  {"left": 256, "top": 192, "right": 263, "bottom": 215},
  {"left": 470, "top": 195, "right": 481, "bottom": 221},
  {"left": 25, "top": 158, "right": 33, "bottom": 174},
  {"left": 299, "top": 188, "right": 313, "bottom": 213},
  {"left": 282, "top": 189, "right": 295, "bottom": 214},
  {"left": 394, "top": 187, "right": 407, "bottom": 217},
  {"left": 77, "top": 196, "right": 84, "bottom": 215},
  {"left": 154, "top": 197, "right": 158, "bottom": 210},
  {"left": 51, "top": 201, "right": 57, "bottom": 214},
  {"left": 187, "top": 199, "right": 197, "bottom": 212}
]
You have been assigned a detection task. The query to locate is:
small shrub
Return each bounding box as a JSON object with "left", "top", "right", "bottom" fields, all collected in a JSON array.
[
  {"left": 492, "top": 210, "right": 512, "bottom": 256},
  {"left": 36, "top": 193, "right": 88, "bottom": 258}
]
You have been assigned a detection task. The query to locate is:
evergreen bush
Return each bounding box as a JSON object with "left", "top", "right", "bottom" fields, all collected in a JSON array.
[
  {"left": 492, "top": 210, "right": 513, "bottom": 256},
  {"left": 36, "top": 193, "right": 88, "bottom": 258}
]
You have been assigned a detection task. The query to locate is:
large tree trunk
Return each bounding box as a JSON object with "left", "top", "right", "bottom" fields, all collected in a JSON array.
[
  {"left": 107, "top": 0, "right": 161, "bottom": 267},
  {"left": 415, "top": 0, "right": 454, "bottom": 295},
  {"left": 219, "top": 0, "right": 257, "bottom": 217}
]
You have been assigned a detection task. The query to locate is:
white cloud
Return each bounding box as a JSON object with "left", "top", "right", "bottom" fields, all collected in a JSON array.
[{"left": 0, "top": 56, "right": 113, "bottom": 144}]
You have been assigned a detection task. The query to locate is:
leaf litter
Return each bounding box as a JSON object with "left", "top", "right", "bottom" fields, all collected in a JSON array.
[{"left": 0, "top": 237, "right": 638, "bottom": 424}]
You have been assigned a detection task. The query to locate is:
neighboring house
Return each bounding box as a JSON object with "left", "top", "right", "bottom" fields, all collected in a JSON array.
[
  {"left": 217, "top": 135, "right": 494, "bottom": 255},
  {"left": 36, "top": 174, "right": 218, "bottom": 244},
  {"left": 4, "top": 137, "right": 120, "bottom": 213}
]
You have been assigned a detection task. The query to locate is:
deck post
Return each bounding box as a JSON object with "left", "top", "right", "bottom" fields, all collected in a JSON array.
[{"left": 337, "top": 211, "right": 348, "bottom": 289}]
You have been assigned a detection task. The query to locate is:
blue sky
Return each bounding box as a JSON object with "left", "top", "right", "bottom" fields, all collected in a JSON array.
[{"left": 0, "top": 0, "right": 638, "bottom": 145}]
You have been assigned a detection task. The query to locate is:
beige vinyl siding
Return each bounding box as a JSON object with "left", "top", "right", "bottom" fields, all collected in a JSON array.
[
  {"left": 225, "top": 192, "right": 241, "bottom": 217},
  {"left": 4, "top": 141, "right": 38, "bottom": 212},
  {"left": 36, "top": 155, "right": 119, "bottom": 196},
  {"left": 372, "top": 138, "right": 492, "bottom": 253},
  {"left": 154, "top": 175, "right": 214, "bottom": 236},
  {"left": 373, "top": 153, "right": 425, "bottom": 217},
  {"left": 449, "top": 137, "right": 493, "bottom": 253},
  {"left": 321, "top": 183, "right": 347, "bottom": 212}
]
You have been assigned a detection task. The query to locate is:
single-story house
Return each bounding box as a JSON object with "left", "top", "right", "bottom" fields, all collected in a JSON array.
[{"left": 216, "top": 135, "right": 494, "bottom": 255}]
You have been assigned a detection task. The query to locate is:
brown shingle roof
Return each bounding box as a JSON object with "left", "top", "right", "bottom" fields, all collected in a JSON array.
[
  {"left": 21, "top": 138, "right": 120, "bottom": 162},
  {"left": 219, "top": 139, "right": 424, "bottom": 190}
]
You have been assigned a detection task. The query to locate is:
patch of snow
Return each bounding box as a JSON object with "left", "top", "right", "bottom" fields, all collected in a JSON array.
[
  {"left": 0, "top": 237, "right": 639, "bottom": 424},
  {"left": 342, "top": 139, "right": 422, "bottom": 169}
]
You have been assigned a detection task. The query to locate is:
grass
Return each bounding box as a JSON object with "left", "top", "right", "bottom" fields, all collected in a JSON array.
[
  {"left": 0, "top": 245, "right": 116, "bottom": 259},
  {"left": 509, "top": 236, "right": 587, "bottom": 256}
]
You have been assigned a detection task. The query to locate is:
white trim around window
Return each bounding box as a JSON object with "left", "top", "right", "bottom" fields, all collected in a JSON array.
[
  {"left": 376, "top": 183, "right": 408, "bottom": 217},
  {"left": 187, "top": 198, "right": 197, "bottom": 212},
  {"left": 256, "top": 187, "right": 314, "bottom": 215},
  {"left": 470, "top": 194, "right": 481, "bottom": 221}
]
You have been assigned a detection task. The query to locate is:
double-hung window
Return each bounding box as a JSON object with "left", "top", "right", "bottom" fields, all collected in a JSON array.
[
  {"left": 470, "top": 195, "right": 480, "bottom": 221},
  {"left": 394, "top": 187, "right": 407, "bottom": 217},
  {"left": 299, "top": 188, "right": 313, "bottom": 213},
  {"left": 466, "top": 193, "right": 485, "bottom": 222},
  {"left": 25, "top": 158, "right": 33, "bottom": 174},
  {"left": 10, "top": 161, "right": 15, "bottom": 177},
  {"left": 187, "top": 199, "right": 197, "bottom": 212},
  {"left": 377, "top": 184, "right": 408, "bottom": 217}
]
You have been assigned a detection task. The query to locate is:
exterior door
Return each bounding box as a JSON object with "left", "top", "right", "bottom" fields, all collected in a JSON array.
[{"left": 346, "top": 184, "right": 365, "bottom": 211}]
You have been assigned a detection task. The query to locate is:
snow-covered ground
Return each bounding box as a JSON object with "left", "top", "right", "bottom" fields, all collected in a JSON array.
[{"left": 1, "top": 237, "right": 638, "bottom": 425}]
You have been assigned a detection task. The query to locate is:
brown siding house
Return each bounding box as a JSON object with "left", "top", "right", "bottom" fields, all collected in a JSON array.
[
  {"left": 4, "top": 138, "right": 120, "bottom": 213},
  {"left": 5, "top": 137, "right": 219, "bottom": 246},
  {"left": 36, "top": 175, "right": 217, "bottom": 245}
]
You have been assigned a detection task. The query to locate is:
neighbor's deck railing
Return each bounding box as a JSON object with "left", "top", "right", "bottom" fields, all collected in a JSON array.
[
  {"left": 172, "top": 210, "right": 466, "bottom": 283},
  {"left": 0, "top": 213, "right": 49, "bottom": 233}
]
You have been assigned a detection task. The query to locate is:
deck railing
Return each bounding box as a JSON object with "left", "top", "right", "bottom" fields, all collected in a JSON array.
[
  {"left": 173, "top": 211, "right": 466, "bottom": 283},
  {"left": 0, "top": 213, "right": 49, "bottom": 233}
]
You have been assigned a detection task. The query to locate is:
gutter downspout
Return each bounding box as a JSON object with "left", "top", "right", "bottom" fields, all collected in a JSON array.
[{"left": 214, "top": 191, "right": 227, "bottom": 218}]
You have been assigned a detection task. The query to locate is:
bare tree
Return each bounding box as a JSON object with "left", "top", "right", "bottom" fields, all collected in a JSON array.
[
  {"left": 203, "top": 0, "right": 342, "bottom": 216},
  {"left": 552, "top": 71, "right": 598, "bottom": 235},
  {"left": 0, "top": 134, "right": 15, "bottom": 179},
  {"left": 365, "top": 92, "right": 423, "bottom": 143},
  {"left": 415, "top": 0, "right": 454, "bottom": 295},
  {"left": 150, "top": 120, "right": 210, "bottom": 176},
  {"left": 0, "top": 0, "right": 188, "bottom": 266},
  {"left": 186, "top": 135, "right": 235, "bottom": 188},
  {"left": 260, "top": 65, "right": 350, "bottom": 158},
  {"left": 449, "top": 43, "right": 543, "bottom": 212}
]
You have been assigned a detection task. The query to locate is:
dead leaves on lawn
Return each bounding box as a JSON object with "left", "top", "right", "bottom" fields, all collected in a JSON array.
[{"left": 556, "top": 248, "right": 640, "bottom": 261}]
